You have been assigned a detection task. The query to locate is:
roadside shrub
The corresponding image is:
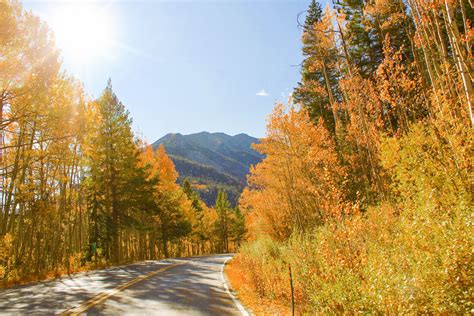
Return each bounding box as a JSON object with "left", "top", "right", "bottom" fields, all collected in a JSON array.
[
  {"left": 233, "top": 117, "right": 472, "bottom": 313},
  {"left": 0, "top": 234, "right": 14, "bottom": 282},
  {"left": 233, "top": 237, "right": 289, "bottom": 301},
  {"left": 233, "top": 197, "right": 472, "bottom": 313}
]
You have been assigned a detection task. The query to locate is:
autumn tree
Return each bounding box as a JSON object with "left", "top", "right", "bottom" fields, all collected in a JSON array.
[
  {"left": 406, "top": 0, "right": 473, "bottom": 126},
  {"left": 240, "top": 104, "right": 348, "bottom": 241},
  {"left": 231, "top": 207, "right": 246, "bottom": 248},
  {"left": 0, "top": 0, "right": 91, "bottom": 280},
  {"left": 182, "top": 178, "right": 207, "bottom": 254},
  {"left": 332, "top": 0, "right": 383, "bottom": 76},
  {"left": 304, "top": 0, "right": 323, "bottom": 31},
  {"left": 235, "top": 0, "right": 472, "bottom": 312},
  {"left": 214, "top": 191, "right": 233, "bottom": 253},
  {"left": 0, "top": 0, "right": 232, "bottom": 285},
  {"left": 153, "top": 145, "right": 191, "bottom": 257},
  {"left": 294, "top": 1, "right": 339, "bottom": 134},
  {"left": 85, "top": 80, "right": 141, "bottom": 264}
]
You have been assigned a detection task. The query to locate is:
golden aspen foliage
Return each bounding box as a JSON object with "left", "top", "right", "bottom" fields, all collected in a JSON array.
[
  {"left": 232, "top": 0, "right": 473, "bottom": 313},
  {"left": 294, "top": 7, "right": 340, "bottom": 135},
  {"left": 241, "top": 104, "right": 349, "bottom": 241},
  {"left": 0, "top": 0, "right": 224, "bottom": 285},
  {"left": 155, "top": 144, "right": 179, "bottom": 191}
]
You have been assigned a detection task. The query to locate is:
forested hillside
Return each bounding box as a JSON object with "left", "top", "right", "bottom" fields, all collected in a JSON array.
[
  {"left": 230, "top": 0, "right": 473, "bottom": 313},
  {"left": 153, "top": 132, "right": 263, "bottom": 206},
  {"left": 0, "top": 0, "right": 472, "bottom": 312},
  {"left": 0, "top": 1, "right": 245, "bottom": 286}
]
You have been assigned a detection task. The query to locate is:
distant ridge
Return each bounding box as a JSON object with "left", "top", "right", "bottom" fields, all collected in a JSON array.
[{"left": 152, "top": 131, "right": 263, "bottom": 206}]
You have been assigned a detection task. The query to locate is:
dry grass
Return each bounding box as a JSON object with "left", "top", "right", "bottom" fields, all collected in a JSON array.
[
  {"left": 0, "top": 261, "right": 112, "bottom": 289},
  {"left": 226, "top": 258, "right": 291, "bottom": 315}
]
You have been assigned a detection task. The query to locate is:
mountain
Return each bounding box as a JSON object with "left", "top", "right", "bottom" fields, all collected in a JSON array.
[{"left": 152, "top": 132, "right": 263, "bottom": 206}]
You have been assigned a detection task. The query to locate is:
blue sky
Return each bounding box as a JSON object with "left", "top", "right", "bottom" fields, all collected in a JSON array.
[{"left": 22, "top": 0, "right": 326, "bottom": 140}]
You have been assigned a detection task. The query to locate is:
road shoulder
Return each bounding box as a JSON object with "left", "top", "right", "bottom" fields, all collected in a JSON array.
[{"left": 225, "top": 257, "right": 290, "bottom": 315}]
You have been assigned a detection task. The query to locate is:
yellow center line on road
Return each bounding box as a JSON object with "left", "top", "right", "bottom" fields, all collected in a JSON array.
[{"left": 60, "top": 261, "right": 185, "bottom": 316}]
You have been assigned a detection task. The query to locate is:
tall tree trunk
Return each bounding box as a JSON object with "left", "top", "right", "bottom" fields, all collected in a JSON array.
[{"left": 444, "top": 0, "right": 474, "bottom": 126}]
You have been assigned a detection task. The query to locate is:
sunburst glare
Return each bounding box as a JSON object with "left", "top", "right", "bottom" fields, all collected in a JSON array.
[{"left": 49, "top": 3, "right": 116, "bottom": 63}]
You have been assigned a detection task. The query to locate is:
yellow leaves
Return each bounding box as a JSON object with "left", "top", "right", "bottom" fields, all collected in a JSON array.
[
  {"left": 138, "top": 144, "right": 159, "bottom": 180},
  {"left": 0, "top": 233, "right": 14, "bottom": 280},
  {"left": 376, "top": 41, "right": 424, "bottom": 124},
  {"left": 301, "top": 7, "right": 337, "bottom": 69},
  {"left": 191, "top": 182, "right": 207, "bottom": 190},
  {"left": 241, "top": 103, "right": 348, "bottom": 240},
  {"left": 155, "top": 144, "right": 179, "bottom": 191},
  {"left": 137, "top": 143, "right": 201, "bottom": 232},
  {"left": 238, "top": 190, "right": 472, "bottom": 312},
  {"left": 139, "top": 143, "right": 194, "bottom": 222},
  {"left": 138, "top": 143, "right": 179, "bottom": 192},
  {"left": 1, "top": 0, "right": 60, "bottom": 94},
  {"left": 237, "top": 0, "right": 472, "bottom": 311},
  {"left": 0, "top": 233, "right": 13, "bottom": 258},
  {"left": 365, "top": 0, "right": 407, "bottom": 33},
  {"left": 380, "top": 136, "right": 400, "bottom": 171}
]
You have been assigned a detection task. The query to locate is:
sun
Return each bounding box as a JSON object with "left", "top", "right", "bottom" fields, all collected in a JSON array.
[{"left": 49, "top": 3, "right": 115, "bottom": 63}]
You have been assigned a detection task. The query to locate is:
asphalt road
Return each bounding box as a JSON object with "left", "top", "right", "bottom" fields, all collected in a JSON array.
[{"left": 0, "top": 254, "right": 248, "bottom": 315}]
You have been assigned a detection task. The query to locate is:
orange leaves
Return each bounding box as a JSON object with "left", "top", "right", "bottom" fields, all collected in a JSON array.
[
  {"left": 155, "top": 144, "right": 179, "bottom": 191},
  {"left": 138, "top": 144, "right": 158, "bottom": 179},
  {"left": 241, "top": 103, "right": 348, "bottom": 240},
  {"left": 237, "top": 0, "right": 472, "bottom": 312},
  {"left": 139, "top": 143, "right": 179, "bottom": 191},
  {"left": 377, "top": 42, "right": 422, "bottom": 101}
]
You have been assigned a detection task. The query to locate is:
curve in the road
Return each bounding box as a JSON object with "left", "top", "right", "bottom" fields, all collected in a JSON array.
[
  {"left": 61, "top": 261, "right": 185, "bottom": 315},
  {"left": 0, "top": 254, "right": 248, "bottom": 316},
  {"left": 221, "top": 258, "right": 249, "bottom": 316}
]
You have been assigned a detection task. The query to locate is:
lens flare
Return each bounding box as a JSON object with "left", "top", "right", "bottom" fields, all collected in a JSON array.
[{"left": 50, "top": 3, "right": 115, "bottom": 63}]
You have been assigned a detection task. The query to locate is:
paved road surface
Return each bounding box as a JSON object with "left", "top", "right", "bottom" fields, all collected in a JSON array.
[{"left": 0, "top": 254, "right": 248, "bottom": 315}]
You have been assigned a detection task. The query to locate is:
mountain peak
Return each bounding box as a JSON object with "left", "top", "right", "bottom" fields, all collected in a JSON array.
[{"left": 152, "top": 131, "right": 262, "bottom": 206}]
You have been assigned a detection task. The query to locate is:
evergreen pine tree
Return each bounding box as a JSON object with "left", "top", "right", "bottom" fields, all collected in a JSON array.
[
  {"left": 304, "top": 0, "right": 323, "bottom": 31},
  {"left": 86, "top": 79, "right": 139, "bottom": 263},
  {"left": 182, "top": 178, "right": 207, "bottom": 253},
  {"left": 332, "top": 0, "right": 413, "bottom": 76},
  {"left": 214, "top": 191, "right": 232, "bottom": 253},
  {"left": 333, "top": 0, "right": 383, "bottom": 76},
  {"left": 294, "top": 1, "right": 339, "bottom": 135},
  {"left": 231, "top": 207, "right": 246, "bottom": 248}
]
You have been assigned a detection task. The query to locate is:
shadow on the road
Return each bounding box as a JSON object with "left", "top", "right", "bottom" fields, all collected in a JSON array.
[
  {"left": 88, "top": 255, "right": 239, "bottom": 315},
  {"left": 0, "top": 255, "right": 239, "bottom": 315},
  {"left": 0, "top": 260, "right": 174, "bottom": 314}
]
